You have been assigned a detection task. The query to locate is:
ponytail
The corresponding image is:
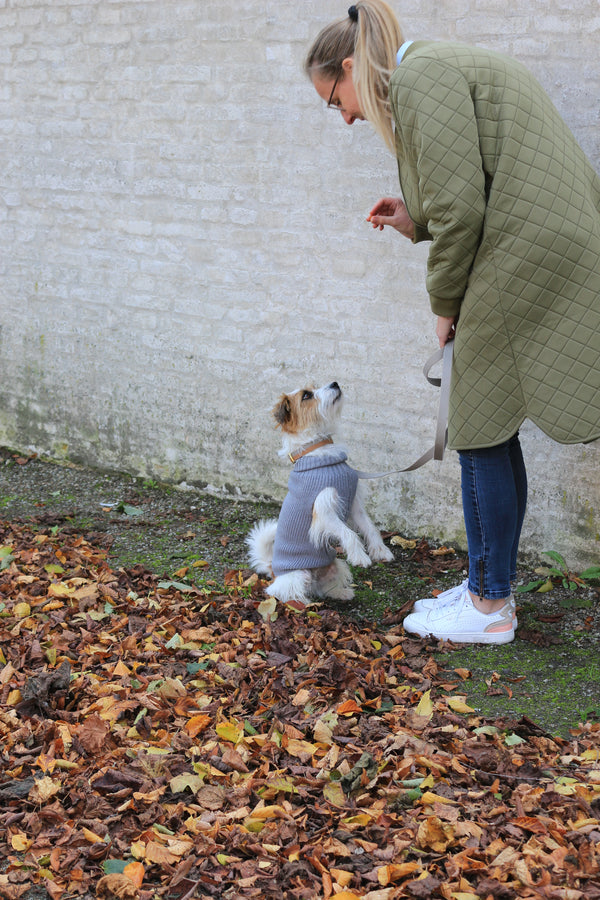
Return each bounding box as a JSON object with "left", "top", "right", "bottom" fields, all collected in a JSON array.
[{"left": 304, "top": 0, "right": 404, "bottom": 153}]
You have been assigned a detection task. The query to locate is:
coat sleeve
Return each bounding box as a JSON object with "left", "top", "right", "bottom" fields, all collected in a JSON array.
[{"left": 389, "top": 59, "right": 487, "bottom": 318}]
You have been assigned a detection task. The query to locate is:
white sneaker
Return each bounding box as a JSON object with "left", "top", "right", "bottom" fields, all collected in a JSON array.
[
  {"left": 403, "top": 584, "right": 515, "bottom": 644},
  {"left": 413, "top": 578, "right": 518, "bottom": 627},
  {"left": 413, "top": 579, "right": 468, "bottom": 613}
]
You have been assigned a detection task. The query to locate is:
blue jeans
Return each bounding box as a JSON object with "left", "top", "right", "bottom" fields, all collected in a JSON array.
[{"left": 458, "top": 432, "right": 527, "bottom": 600}]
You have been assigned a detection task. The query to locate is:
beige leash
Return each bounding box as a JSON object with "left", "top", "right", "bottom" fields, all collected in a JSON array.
[{"left": 352, "top": 340, "right": 454, "bottom": 478}]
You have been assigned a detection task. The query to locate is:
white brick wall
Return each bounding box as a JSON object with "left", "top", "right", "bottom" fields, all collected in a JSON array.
[{"left": 0, "top": 0, "right": 599, "bottom": 565}]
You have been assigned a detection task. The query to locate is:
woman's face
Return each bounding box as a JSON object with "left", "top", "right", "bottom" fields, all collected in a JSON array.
[{"left": 311, "top": 57, "right": 365, "bottom": 125}]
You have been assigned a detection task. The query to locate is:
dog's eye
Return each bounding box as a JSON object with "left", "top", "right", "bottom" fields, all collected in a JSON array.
[{"left": 301, "top": 390, "right": 313, "bottom": 402}]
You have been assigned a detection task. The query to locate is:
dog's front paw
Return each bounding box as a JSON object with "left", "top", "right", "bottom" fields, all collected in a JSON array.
[
  {"left": 369, "top": 545, "right": 394, "bottom": 563},
  {"left": 347, "top": 549, "right": 372, "bottom": 567}
]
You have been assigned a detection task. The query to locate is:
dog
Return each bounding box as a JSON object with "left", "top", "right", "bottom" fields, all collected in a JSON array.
[{"left": 246, "top": 380, "right": 394, "bottom": 609}]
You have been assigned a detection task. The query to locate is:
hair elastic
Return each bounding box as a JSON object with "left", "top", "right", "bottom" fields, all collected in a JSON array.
[{"left": 348, "top": 5, "right": 359, "bottom": 22}]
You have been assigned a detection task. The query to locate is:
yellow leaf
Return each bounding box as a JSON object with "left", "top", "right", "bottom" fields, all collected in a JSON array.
[
  {"left": 11, "top": 832, "right": 32, "bottom": 851},
  {"left": 286, "top": 737, "right": 317, "bottom": 761},
  {"left": 82, "top": 827, "right": 105, "bottom": 843},
  {"left": 554, "top": 783, "right": 576, "bottom": 795},
  {"left": 536, "top": 579, "right": 554, "bottom": 593},
  {"left": 48, "top": 583, "right": 74, "bottom": 598},
  {"left": 420, "top": 791, "right": 459, "bottom": 805},
  {"left": 169, "top": 773, "right": 203, "bottom": 794},
  {"left": 415, "top": 689, "right": 433, "bottom": 719},
  {"left": 215, "top": 721, "right": 243, "bottom": 744},
  {"left": 451, "top": 893, "right": 481, "bottom": 900},
  {"left": 112, "top": 660, "right": 131, "bottom": 677},
  {"left": 243, "top": 818, "right": 265, "bottom": 833},
  {"left": 331, "top": 869, "right": 353, "bottom": 887},
  {"left": 130, "top": 840, "right": 146, "bottom": 860},
  {"left": 6, "top": 689, "right": 22, "bottom": 706},
  {"left": 581, "top": 749, "right": 600, "bottom": 761},
  {"left": 248, "top": 804, "right": 288, "bottom": 820},
  {"left": 323, "top": 782, "right": 346, "bottom": 808},
  {"left": 41, "top": 600, "right": 64, "bottom": 612},
  {"left": 13, "top": 601, "right": 31, "bottom": 618},
  {"left": 448, "top": 696, "right": 475, "bottom": 714},
  {"left": 377, "top": 862, "right": 420, "bottom": 885},
  {"left": 417, "top": 815, "right": 455, "bottom": 852},
  {"left": 330, "top": 893, "right": 362, "bottom": 900},
  {"left": 343, "top": 814, "right": 372, "bottom": 826}
]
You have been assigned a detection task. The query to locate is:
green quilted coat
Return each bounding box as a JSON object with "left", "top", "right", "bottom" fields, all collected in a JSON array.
[{"left": 389, "top": 41, "right": 600, "bottom": 450}]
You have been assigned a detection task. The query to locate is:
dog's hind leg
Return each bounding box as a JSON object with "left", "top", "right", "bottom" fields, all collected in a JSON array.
[
  {"left": 246, "top": 519, "right": 278, "bottom": 575},
  {"left": 310, "top": 487, "right": 371, "bottom": 567},
  {"left": 348, "top": 487, "right": 394, "bottom": 562},
  {"left": 269, "top": 570, "right": 312, "bottom": 607},
  {"left": 313, "top": 559, "right": 354, "bottom": 600}
]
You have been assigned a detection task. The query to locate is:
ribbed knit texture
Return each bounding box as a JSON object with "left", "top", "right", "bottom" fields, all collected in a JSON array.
[{"left": 271, "top": 451, "right": 359, "bottom": 576}]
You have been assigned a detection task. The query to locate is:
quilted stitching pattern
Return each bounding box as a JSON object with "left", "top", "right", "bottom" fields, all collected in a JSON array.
[{"left": 389, "top": 43, "right": 600, "bottom": 450}]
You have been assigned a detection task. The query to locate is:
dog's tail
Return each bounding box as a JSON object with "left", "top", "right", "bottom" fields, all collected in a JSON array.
[{"left": 246, "top": 519, "right": 278, "bottom": 576}]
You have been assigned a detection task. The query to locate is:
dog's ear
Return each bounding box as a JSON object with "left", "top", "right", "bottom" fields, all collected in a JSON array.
[{"left": 272, "top": 394, "right": 291, "bottom": 429}]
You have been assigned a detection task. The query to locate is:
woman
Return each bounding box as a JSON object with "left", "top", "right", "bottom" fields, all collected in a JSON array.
[{"left": 305, "top": 0, "right": 600, "bottom": 644}]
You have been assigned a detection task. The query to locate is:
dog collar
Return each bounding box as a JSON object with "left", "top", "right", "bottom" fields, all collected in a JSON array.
[{"left": 288, "top": 437, "right": 333, "bottom": 464}]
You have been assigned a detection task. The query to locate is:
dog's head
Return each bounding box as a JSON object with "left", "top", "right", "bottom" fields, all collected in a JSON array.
[{"left": 272, "top": 381, "right": 343, "bottom": 437}]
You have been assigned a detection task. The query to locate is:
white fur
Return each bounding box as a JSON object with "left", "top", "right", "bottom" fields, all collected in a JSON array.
[{"left": 246, "top": 380, "right": 394, "bottom": 608}]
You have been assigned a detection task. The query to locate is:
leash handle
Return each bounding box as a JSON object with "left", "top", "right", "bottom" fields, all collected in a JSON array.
[{"left": 353, "top": 341, "right": 454, "bottom": 478}]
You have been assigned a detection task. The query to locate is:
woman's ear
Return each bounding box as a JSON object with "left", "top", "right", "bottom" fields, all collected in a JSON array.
[{"left": 342, "top": 57, "right": 354, "bottom": 73}]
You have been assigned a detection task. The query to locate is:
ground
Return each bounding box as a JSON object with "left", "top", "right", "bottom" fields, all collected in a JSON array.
[
  {"left": 2, "top": 448, "right": 600, "bottom": 900},
  {"left": 1, "top": 447, "right": 599, "bottom": 739}
]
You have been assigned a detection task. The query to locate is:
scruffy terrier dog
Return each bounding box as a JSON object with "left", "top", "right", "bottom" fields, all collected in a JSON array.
[{"left": 246, "top": 381, "right": 394, "bottom": 609}]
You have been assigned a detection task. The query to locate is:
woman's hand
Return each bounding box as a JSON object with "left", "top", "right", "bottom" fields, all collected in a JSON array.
[
  {"left": 367, "top": 197, "right": 414, "bottom": 240},
  {"left": 436, "top": 315, "right": 457, "bottom": 348}
]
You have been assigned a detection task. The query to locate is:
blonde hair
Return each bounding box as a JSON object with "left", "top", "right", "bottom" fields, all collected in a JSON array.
[{"left": 304, "top": 0, "right": 404, "bottom": 152}]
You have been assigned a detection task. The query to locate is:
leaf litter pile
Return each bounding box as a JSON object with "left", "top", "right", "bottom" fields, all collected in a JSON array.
[{"left": 1, "top": 521, "right": 600, "bottom": 900}]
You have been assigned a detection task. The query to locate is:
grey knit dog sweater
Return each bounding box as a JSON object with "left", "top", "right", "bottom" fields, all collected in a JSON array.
[{"left": 271, "top": 450, "right": 359, "bottom": 576}]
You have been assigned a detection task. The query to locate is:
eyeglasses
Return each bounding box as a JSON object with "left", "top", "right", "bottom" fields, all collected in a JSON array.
[{"left": 327, "top": 69, "right": 343, "bottom": 109}]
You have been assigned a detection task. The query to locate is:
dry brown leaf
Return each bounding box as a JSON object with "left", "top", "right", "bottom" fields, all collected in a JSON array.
[{"left": 96, "top": 874, "right": 138, "bottom": 899}]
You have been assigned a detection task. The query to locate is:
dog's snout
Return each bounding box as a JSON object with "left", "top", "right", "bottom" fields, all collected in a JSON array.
[{"left": 330, "top": 381, "right": 342, "bottom": 401}]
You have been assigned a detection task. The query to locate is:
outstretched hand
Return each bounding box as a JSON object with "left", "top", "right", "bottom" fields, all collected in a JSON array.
[{"left": 367, "top": 196, "right": 414, "bottom": 240}]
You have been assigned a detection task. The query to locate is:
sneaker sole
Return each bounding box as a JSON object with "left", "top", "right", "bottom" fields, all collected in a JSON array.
[
  {"left": 404, "top": 620, "right": 515, "bottom": 645},
  {"left": 412, "top": 601, "right": 518, "bottom": 629}
]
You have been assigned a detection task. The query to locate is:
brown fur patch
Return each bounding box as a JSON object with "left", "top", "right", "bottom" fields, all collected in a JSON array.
[{"left": 272, "top": 388, "right": 321, "bottom": 434}]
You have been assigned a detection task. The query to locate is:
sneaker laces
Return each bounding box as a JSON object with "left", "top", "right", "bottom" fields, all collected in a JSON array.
[
  {"left": 427, "top": 584, "right": 470, "bottom": 620},
  {"left": 437, "top": 579, "right": 468, "bottom": 604}
]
